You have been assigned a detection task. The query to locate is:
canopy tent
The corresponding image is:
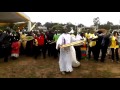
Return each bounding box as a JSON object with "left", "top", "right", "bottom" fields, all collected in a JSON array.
[
  {"left": 0, "top": 23, "right": 10, "bottom": 26},
  {"left": 0, "top": 12, "right": 30, "bottom": 23},
  {"left": 0, "top": 12, "right": 31, "bottom": 31}
]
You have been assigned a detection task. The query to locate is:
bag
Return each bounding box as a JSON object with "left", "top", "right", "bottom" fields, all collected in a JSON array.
[{"left": 37, "top": 35, "right": 45, "bottom": 46}]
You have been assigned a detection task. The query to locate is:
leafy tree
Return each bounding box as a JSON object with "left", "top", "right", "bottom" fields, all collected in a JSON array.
[
  {"left": 44, "top": 22, "right": 54, "bottom": 30},
  {"left": 93, "top": 17, "right": 100, "bottom": 30},
  {"left": 52, "top": 24, "right": 63, "bottom": 31},
  {"left": 66, "top": 23, "right": 75, "bottom": 31},
  {"left": 78, "top": 24, "right": 84, "bottom": 27},
  {"left": 107, "top": 21, "right": 113, "bottom": 26},
  {"left": 37, "top": 22, "right": 41, "bottom": 26}
]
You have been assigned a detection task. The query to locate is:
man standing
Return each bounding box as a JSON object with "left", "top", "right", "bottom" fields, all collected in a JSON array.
[
  {"left": 56, "top": 28, "right": 78, "bottom": 75},
  {"left": 74, "top": 32, "right": 82, "bottom": 61},
  {"left": 0, "top": 31, "right": 11, "bottom": 62},
  {"left": 100, "top": 33, "right": 110, "bottom": 62},
  {"left": 53, "top": 31, "right": 60, "bottom": 58}
]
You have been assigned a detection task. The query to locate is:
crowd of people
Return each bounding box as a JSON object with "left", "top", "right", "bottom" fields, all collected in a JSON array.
[
  {"left": 56, "top": 28, "right": 120, "bottom": 74},
  {"left": 0, "top": 28, "right": 120, "bottom": 75},
  {"left": 0, "top": 29, "right": 61, "bottom": 62}
]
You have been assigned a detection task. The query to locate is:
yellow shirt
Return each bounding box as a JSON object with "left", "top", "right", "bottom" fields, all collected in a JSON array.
[
  {"left": 20, "top": 34, "right": 27, "bottom": 49},
  {"left": 85, "top": 33, "right": 88, "bottom": 38},
  {"left": 89, "top": 34, "right": 98, "bottom": 47},
  {"left": 87, "top": 33, "right": 92, "bottom": 40},
  {"left": 110, "top": 36, "right": 119, "bottom": 49}
]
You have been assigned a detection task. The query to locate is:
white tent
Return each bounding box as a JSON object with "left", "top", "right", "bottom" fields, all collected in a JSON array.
[
  {"left": 68, "top": 29, "right": 74, "bottom": 34},
  {"left": 0, "top": 12, "right": 30, "bottom": 23}
]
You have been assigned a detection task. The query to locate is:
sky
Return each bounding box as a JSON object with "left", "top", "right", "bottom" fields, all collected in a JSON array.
[{"left": 24, "top": 12, "right": 120, "bottom": 27}]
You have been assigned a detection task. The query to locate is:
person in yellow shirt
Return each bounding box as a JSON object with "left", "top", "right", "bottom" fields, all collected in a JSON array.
[
  {"left": 110, "top": 31, "right": 119, "bottom": 63},
  {"left": 20, "top": 32, "right": 27, "bottom": 55},
  {"left": 87, "top": 31, "right": 98, "bottom": 60}
]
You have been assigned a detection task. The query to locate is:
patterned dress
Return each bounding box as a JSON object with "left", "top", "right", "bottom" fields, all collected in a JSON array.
[{"left": 80, "top": 37, "right": 87, "bottom": 59}]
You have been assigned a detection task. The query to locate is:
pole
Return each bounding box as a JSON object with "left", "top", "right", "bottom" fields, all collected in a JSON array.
[
  {"left": 119, "top": 20, "right": 120, "bottom": 30},
  {"left": 110, "top": 25, "right": 111, "bottom": 30},
  {"left": 28, "top": 21, "right": 31, "bottom": 31}
]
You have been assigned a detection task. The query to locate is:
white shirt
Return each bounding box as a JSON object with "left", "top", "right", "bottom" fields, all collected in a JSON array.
[{"left": 75, "top": 34, "right": 82, "bottom": 41}]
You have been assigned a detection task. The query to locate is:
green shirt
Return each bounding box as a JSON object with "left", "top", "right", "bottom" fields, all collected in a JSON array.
[{"left": 53, "top": 34, "right": 60, "bottom": 42}]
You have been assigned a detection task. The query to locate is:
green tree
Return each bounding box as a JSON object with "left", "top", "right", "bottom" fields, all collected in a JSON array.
[
  {"left": 78, "top": 24, "right": 84, "bottom": 27},
  {"left": 93, "top": 17, "right": 100, "bottom": 30},
  {"left": 44, "top": 22, "right": 54, "bottom": 30},
  {"left": 52, "top": 24, "right": 63, "bottom": 31}
]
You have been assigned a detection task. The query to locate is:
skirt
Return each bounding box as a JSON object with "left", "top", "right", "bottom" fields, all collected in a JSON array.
[{"left": 81, "top": 44, "right": 87, "bottom": 59}]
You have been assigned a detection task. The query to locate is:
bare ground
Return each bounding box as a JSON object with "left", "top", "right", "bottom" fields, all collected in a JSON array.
[{"left": 0, "top": 56, "right": 120, "bottom": 78}]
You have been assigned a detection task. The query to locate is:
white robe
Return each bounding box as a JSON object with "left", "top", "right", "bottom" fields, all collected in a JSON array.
[
  {"left": 71, "top": 35, "right": 80, "bottom": 67},
  {"left": 56, "top": 33, "right": 80, "bottom": 72}
]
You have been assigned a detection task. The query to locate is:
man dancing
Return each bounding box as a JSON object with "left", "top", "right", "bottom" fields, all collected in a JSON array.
[{"left": 56, "top": 28, "right": 80, "bottom": 75}]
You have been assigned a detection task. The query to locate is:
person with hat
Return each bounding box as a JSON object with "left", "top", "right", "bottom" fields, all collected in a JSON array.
[{"left": 100, "top": 32, "right": 110, "bottom": 62}]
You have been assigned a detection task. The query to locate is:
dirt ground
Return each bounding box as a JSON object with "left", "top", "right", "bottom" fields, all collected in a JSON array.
[{"left": 0, "top": 55, "right": 120, "bottom": 78}]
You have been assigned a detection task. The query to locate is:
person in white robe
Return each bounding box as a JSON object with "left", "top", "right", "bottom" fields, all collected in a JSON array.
[
  {"left": 70, "top": 33, "right": 80, "bottom": 67},
  {"left": 56, "top": 29, "right": 81, "bottom": 74}
]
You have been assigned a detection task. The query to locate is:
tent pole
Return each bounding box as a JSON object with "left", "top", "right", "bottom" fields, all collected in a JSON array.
[{"left": 28, "top": 21, "right": 31, "bottom": 31}]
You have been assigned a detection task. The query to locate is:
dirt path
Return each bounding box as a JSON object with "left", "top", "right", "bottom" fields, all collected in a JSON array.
[{"left": 0, "top": 56, "right": 120, "bottom": 78}]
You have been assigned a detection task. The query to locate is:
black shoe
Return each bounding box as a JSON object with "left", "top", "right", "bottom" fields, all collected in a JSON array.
[
  {"left": 100, "top": 59, "right": 105, "bottom": 63},
  {"left": 34, "top": 57, "right": 37, "bottom": 59},
  {"left": 4, "top": 60, "right": 8, "bottom": 62}
]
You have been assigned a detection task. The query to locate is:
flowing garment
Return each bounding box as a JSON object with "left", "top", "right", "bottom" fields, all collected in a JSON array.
[{"left": 56, "top": 33, "right": 80, "bottom": 72}]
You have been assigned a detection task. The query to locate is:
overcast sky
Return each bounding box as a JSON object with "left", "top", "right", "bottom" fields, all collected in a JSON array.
[{"left": 24, "top": 12, "right": 120, "bottom": 27}]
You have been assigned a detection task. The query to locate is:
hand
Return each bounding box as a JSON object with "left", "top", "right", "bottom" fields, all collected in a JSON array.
[
  {"left": 58, "top": 44, "right": 61, "bottom": 48},
  {"left": 60, "top": 45, "right": 63, "bottom": 48},
  {"left": 89, "top": 38, "right": 92, "bottom": 40}
]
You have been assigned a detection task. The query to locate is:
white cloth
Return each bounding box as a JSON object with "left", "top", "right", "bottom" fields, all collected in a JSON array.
[
  {"left": 75, "top": 34, "right": 82, "bottom": 41},
  {"left": 56, "top": 33, "right": 80, "bottom": 72},
  {"left": 71, "top": 46, "right": 80, "bottom": 67},
  {"left": 118, "top": 36, "right": 120, "bottom": 43},
  {"left": 11, "top": 54, "right": 19, "bottom": 58}
]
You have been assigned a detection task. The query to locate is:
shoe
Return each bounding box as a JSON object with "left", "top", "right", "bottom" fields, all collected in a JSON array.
[
  {"left": 100, "top": 61, "right": 104, "bottom": 63},
  {"left": 61, "top": 71, "right": 65, "bottom": 75}
]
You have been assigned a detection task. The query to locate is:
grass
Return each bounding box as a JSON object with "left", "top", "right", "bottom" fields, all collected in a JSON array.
[{"left": 0, "top": 55, "right": 120, "bottom": 78}]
